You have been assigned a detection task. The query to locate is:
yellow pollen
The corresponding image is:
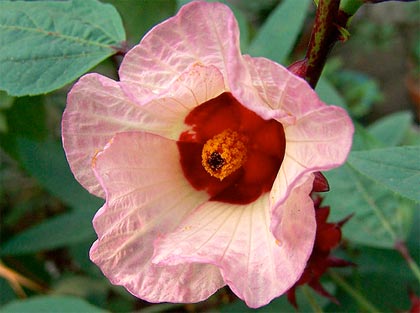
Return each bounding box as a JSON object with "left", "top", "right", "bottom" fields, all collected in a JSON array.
[{"left": 201, "top": 129, "right": 248, "bottom": 181}]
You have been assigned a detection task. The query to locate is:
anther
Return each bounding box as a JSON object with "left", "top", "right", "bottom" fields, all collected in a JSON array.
[{"left": 201, "top": 129, "right": 248, "bottom": 180}]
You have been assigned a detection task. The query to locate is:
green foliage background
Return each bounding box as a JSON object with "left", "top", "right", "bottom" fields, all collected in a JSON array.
[{"left": 0, "top": 0, "right": 419, "bottom": 312}]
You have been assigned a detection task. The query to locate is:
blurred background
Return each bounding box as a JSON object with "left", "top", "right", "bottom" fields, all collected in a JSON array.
[{"left": 1, "top": 0, "right": 419, "bottom": 312}]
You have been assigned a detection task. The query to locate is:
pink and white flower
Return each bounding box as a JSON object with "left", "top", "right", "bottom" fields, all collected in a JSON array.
[{"left": 62, "top": 1, "right": 353, "bottom": 308}]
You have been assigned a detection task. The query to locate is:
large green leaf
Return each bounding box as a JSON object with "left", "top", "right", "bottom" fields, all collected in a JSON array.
[
  {"left": 324, "top": 164, "right": 415, "bottom": 248},
  {"left": 247, "top": 0, "right": 311, "bottom": 65},
  {"left": 354, "top": 246, "right": 419, "bottom": 310},
  {"left": 347, "top": 146, "right": 420, "bottom": 202},
  {"left": 0, "top": 296, "right": 106, "bottom": 313},
  {"left": 368, "top": 111, "right": 412, "bottom": 146},
  {"left": 325, "top": 125, "right": 418, "bottom": 248},
  {"left": 1, "top": 209, "right": 96, "bottom": 256},
  {"left": 326, "top": 246, "right": 418, "bottom": 312},
  {"left": 0, "top": 0, "right": 125, "bottom": 96},
  {"left": 16, "top": 138, "right": 103, "bottom": 211}
]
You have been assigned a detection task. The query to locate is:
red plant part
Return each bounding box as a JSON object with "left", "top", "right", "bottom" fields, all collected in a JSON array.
[
  {"left": 286, "top": 193, "right": 353, "bottom": 308},
  {"left": 408, "top": 290, "right": 420, "bottom": 313}
]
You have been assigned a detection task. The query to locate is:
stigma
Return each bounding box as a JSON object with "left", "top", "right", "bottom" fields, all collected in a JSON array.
[{"left": 201, "top": 129, "right": 248, "bottom": 180}]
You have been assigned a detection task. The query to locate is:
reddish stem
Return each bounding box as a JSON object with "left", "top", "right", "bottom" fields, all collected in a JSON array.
[
  {"left": 395, "top": 240, "right": 420, "bottom": 283},
  {"left": 395, "top": 240, "right": 413, "bottom": 263},
  {"left": 305, "top": 0, "right": 342, "bottom": 88}
]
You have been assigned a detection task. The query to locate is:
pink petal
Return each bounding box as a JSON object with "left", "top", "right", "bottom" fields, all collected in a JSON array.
[
  {"left": 62, "top": 74, "right": 146, "bottom": 197},
  {"left": 234, "top": 56, "right": 353, "bottom": 224},
  {"left": 90, "top": 131, "right": 224, "bottom": 302},
  {"left": 238, "top": 56, "right": 318, "bottom": 116},
  {"left": 225, "top": 55, "right": 289, "bottom": 122},
  {"left": 270, "top": 174, "right": 315, "bottom": 242},
  {"left": 152, "top": 182, "right": 316, "bottom": 308},
  {"left": 119, "top": 1, "right": 241, "bottom": 103},
  {"left": 63, "top": 64, "right": 225, "bottom": 197},
  {"left": 270, "top": 104, "right": 353, "bottom": 205},
  {"left": 123, "top": 63, "right": 226, "bottom": 140}
]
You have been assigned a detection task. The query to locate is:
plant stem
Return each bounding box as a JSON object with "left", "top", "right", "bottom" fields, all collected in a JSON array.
[
  {"left": 328, "top": 270, "right": 380, "bottom": 313},
  {"left": 305, "top": 0, "right": 342, "bottom": 88},
  {"left": 300, "top": 0, "right": 414, "bottom": 88},
  {"left": 0, "top": 261, "right": 48, "bottom": 297},
  {"left": 302, "top": 285, "right": 324, "bottom": 313}
]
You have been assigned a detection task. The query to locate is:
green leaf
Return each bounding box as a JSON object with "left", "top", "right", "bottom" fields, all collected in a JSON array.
[
  {"left": 368, "top": 111, "right": 412, "bottom": 146},
  {"left": 404, "top": 126, "right": 420, "bottom": 146},
  {"left": 68, "top": 240, "right": 103, "bottom": 278},
  {"left": 331, "top": 70, "right": 383, "bottom": 118},
  {"left": 352, "top": 122, "right": 384, "bottom": 151},
  {"left": 355, "top": 246, "right": 419, "bottom": 310},
  {"left": 106, "top": 0, "right": 176, "bottom": 44},
  {"left": 6, "top": 97, "right": 47, "bottom": 139},
  {"left": 16, "top": 138, "right": 103, "bottom": 211},
  {"left": 0, "top": 113, "right": 7, "bottom": 133},
  {"left": 0, "top": 96, "right": 48, "bottom": 159},
  {"left": 0, "top": 0, "right": 125, "bottom": 96},
  {"left": 0, "top": 90, "right": 13, "bottom": 131},
  {"left": 327, "top": 246, "right": 418, "bottom": 312},
  {"left": 316, "top": 76, "right": 347, "bottom": 109},
  {"left": 348, "top": 146, "right": 420, "bottom": 202},
  {"left": 0, "top": 279, "right": 17, "bottom": 306},
  {"left": 324, "top": 164, "right": 415, "bottom": 248},
  {"left": 0, "top": 90, "right": 14, "bottom": 109},
  {"left": 247, "top": 0, "right": 311, "bottom": 65},
  {"left": 407, "top": 209, "right": 420, "bottom": 263},
  {"left": 176, "top": 0, "right": 193, "bottom": 9},
  {"left": 0, "top": 296, "right": 106, "bottom": 313},
  {"left": 1, "top": 209, "right": 96, "bottom": 256},
  {"left": 52, "top": 276, "right": 108, "bottom": 308}
]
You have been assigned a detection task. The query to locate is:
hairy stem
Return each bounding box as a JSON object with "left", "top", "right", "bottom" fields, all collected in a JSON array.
[
  {"left": 305, "top": 0, "right": 342, "bottom": 88},
  {"left": 296, "top": 0, "right": 415, "bottom": 87}
]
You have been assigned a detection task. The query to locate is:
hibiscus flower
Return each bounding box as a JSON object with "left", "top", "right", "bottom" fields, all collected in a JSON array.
[{"left": 62, "top": 1, "right": 354, "bottom": 308}]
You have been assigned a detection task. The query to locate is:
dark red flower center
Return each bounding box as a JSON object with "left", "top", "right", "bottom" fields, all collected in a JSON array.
[{"left": 177, "top": 92, "right": 286, "bottom": 204}]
